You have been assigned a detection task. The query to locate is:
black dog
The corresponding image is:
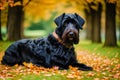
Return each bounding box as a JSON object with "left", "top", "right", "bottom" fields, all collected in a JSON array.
[{"left": 1, "top": 13, "right": 93, "bottom": 71}]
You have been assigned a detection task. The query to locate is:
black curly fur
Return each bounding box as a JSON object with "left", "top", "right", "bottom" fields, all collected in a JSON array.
[{"left": 1, "top": 13, "right": 93, "bottom": 71}]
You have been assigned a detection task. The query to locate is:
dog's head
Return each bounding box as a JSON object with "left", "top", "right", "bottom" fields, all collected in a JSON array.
[{"left": 54, "top": 13, "right": 85, "bottom": 46}]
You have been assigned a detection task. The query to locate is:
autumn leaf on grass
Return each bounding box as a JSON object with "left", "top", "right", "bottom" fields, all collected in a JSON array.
[
  {"left": 67, "top": 72, "right": 83, "bottom": 79},
  {"left": 67, "top": 66, "right": 82, "bottom": 79},
  {"left": 67, "top": 73, "right": 75, "bottom": 79},
  {"left": 87, "top": 72, "right": 95, "bottom": 77},
  {"left": 60, "top": 70, "right": 67, "bottom": 76},
  {"left": 94, "top": 78, "right": 100, "bottom": 80},
  {"left": 23, "top": 62, "right": 34, "bottom": 68},
  {"left": 14, "top": 64, "right": 19, "bottom": 67},
  {"left": 44, "top": 74, "right": 52, "bottom": 77},
  {"left": 69, "top": 66, "right": 78, "bottom": 71},
  {"left": 113, "top": 73, "right": 120, "bottom": 79}
]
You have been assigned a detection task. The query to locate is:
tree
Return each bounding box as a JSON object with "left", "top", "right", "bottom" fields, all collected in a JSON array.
[
  {"left": 84, "top": 1, "right": 102, "bottom": 43},
  {"left": 104, "top": 1, "right": 117, "bottom": 47},
  {"left": 84, "top": 8, "right": 92, "bottom": 40},
  {"left": 7, "top": 0, "right": 24, "bottom": 41},
  {"left": 1, "top": 0, "right": 64, "bottom": 41},
  {"left": 91, "top": 2, "right": 102, "bottom": 43}
]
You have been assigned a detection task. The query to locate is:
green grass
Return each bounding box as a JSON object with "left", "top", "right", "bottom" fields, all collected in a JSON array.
[
  {"left": 75, "top": 40, "right": 120, "bottom": 59},
  {"left": 0, "top": 40, "right": 120, "bottom": 80},
  {"left": 11, "top": 74, "right": 67, "bottom": 80},
  {"left": 0, "top": 41, "right": 12, "bottom": 60},
  {"left": 0, "top": 41, "right": 12, "bottom": 52}
]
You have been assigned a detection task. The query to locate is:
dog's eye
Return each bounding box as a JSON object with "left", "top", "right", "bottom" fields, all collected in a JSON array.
[
  {"left": 73, "top": 23, "right": 79, "bottom": 29},
  {"left": 63, "top": 22, "right": 68, "bottom": 27},
  {"left": 71, "top": 22, "right": 79, "bottom": 29}
]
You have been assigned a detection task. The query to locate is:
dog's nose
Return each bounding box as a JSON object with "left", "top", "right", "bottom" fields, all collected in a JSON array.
[{"left": 68, "top": 32, "right": 74, "bottom": 37}]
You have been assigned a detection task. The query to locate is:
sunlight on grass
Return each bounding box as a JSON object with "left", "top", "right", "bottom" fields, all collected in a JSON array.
[
  {"left": 75, "top": 40, "right": 120, "bottom": 59},
  {"left": 13, "top": 74, "right": 67, "bottom": 80}
]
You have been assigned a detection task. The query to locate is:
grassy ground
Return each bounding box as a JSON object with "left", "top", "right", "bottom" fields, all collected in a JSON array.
[
  {"left": 0, "top": 41, "right": 12, "bottom": 61},
  {"left": 76, "top": 40, "right": 120, "bottom": 59},
  {"left": 0, "top": 40, "right": 120, "bottom": 80}
]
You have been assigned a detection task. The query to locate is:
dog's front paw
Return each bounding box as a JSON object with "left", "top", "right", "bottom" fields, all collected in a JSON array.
[
  {"left": 79, "top": 66, "right": 93, "bottom": 71},
  {"left": 78, "top": 65, "right": 93, "bottom": 71},
  {"left": 85, "top": 66, "right": 93, "bottom": 71}
]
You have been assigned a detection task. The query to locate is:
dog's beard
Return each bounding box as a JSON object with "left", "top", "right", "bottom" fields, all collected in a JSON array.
[{"left": 62, "top": 29, "right": 79, "bottom": 46}]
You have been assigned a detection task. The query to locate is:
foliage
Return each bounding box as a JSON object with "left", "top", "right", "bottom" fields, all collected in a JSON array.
[
  {"left": 0, "top": 41, "right": 120, "bottom": 80},
  {"left": 26, "top": 12, "right": 57, "bottom": 36},
  {"left": 0, "top": 0, "right": 14, "bottom": 10},
  {"left": 1, "top": 0, "right": 120, "bottom": 16},
  {"left": 27, "top": 20, "right": 45, "bottom": 30},
  {"left": 1, "top": 0, "right": 120, "bottom": 28}
]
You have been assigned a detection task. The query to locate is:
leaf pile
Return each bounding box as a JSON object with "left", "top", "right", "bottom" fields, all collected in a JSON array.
[{"left": 0, "top": 51, "right": 120, "bottom": 80}]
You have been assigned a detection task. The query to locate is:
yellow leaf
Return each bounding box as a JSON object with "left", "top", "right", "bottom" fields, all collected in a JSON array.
[
  {"left": 23, "top": 62, "right": 34, "bottom": 68},
  {"left": 67, "top": 74, "right": 75, "bottom": 79},
  {"left": 23, "top": 62, "right": 27, "bottom": 66},
  {"left": 44, "top": 74, "right": 52, "bottom": 77},
  {"left": 69, "top": 66, "right": 78, "bottom": 71},
  {"left": 14, "top": 64, "right": 18, "bottom": 67},
  {"left": 14, "top": 1, "right": 22, "bottom": 6},
  {"left": 94, "top": 78, "right": 100, "bottom": 80}
]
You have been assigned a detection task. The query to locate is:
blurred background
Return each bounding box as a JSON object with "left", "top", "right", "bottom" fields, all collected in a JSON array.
[
  {"left": 0, "top": 0, "right": 120, "bottom": 47},
  {"left": 0, "top": 1, "right": 120, "bottom": 79}
]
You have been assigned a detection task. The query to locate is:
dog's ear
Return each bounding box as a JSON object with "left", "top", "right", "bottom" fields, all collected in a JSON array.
[
  {"left": 54, "top": 13, "right": 65, "bottom": 27},
  {"left": 74, "top": 13, "right": 85, "bottom": 29}
]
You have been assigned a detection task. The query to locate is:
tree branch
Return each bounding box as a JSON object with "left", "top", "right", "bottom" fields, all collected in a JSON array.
[{"left": 24, "top": 0, "right": 32, "bottom": 7}]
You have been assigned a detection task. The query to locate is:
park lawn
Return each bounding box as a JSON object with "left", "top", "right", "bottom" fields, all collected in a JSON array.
[
  {"left": 0, "top": 41, "right": 12, "bottom": 61},
  {"left": 75, "top": 40, "right": 120, "bottom": 59},
  {"left": 0, "top": 40, "right": 120, "bottom": 80}
]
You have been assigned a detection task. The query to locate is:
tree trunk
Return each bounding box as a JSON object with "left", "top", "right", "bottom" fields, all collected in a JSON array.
[
  {"left": 7, "top": 0, "right": 24, "bottom": 41},
  {"left": 84, "top": 9, "right": 92, "bottom": 40},
  {"left": 0, "top": 10, "right": 2, "bottom": 40},
  {"left": 91, "top": 3, "right": 102, "bottom": 43},
  {"left": 104, "top": 2, "right": 117, "bottom": 47}
]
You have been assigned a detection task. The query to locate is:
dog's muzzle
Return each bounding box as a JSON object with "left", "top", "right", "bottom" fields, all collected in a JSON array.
[
  {"left": 62, "top": 22, "right": 79, "bottom": 44},
  {"left": 66, "top": 30, "right": 78, "bottom": 42},
  {"left": 67, "top": 31, "right": 75, "bottom": 40}
]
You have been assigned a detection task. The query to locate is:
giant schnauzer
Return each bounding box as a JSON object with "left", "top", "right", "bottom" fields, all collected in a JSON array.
[{"left": 1, "top": 13, "right": 93, "bottom": 71}]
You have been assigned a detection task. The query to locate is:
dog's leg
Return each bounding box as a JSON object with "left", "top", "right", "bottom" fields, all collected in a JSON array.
[
  {"left": 70, "top": 55, "right": 93, "bottom": 71},
  {"left": 71, "top": 63, "right": 93, "bottom": 71}
]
